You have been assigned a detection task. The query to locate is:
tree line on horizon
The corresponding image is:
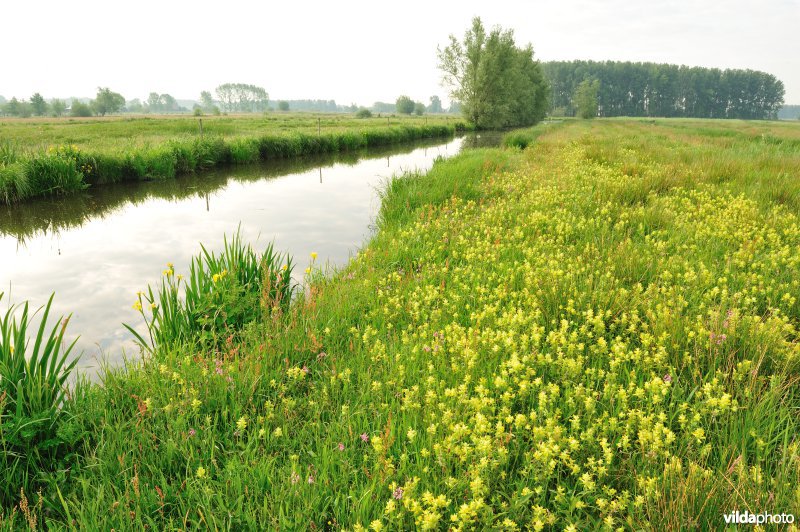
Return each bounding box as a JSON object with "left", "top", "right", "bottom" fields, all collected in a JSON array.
[
  {"left": 544, "top": 60, "right": 785, "bottom": 120},
  {"left": 0, "top": 58, "right": 789, "bottom": 123}
]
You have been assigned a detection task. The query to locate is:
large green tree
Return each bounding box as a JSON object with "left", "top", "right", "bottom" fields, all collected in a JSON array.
[
  {"left": 91, "top": 87, "right": 125, "bottom": 116},
  {"left": 437, "top": 17, "right": 548, "bottom": 128}
]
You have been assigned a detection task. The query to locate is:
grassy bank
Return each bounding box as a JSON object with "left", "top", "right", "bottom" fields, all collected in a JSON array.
[
  {"left": 0, "top": 114, "right": 464, "bottom": 204},
  {"left": 2, "top": 118, "right": 799, "bottom": 529}
]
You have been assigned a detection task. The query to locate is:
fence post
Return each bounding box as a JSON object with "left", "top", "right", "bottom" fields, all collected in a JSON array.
[{"left": 199, "top": 118, "right": 203, "bottom": 139}]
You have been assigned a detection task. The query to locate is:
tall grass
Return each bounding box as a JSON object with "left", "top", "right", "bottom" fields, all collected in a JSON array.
[
  {"left": 0, "top": 121, "right": 460, "bottom": 205},
  {"left": 0, "top": 293, "right": 81, "bottom": 506},
  {"left": 126, "top": 231, "right": 295, "bottom": 352}
]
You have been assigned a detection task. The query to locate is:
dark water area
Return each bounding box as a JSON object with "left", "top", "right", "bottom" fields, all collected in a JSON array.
[{"left": 0, "top": 135, "right": 488, "bottom": 376}]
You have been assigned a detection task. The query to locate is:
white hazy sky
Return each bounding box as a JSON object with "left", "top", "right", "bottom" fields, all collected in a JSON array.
[{"left": 2, "top": 0, "right": 798, "bottom": 105}]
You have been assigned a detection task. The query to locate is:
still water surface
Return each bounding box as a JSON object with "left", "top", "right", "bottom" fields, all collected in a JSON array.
[{"left": 0, "top": 135, "right": 496, "bottom": 375}]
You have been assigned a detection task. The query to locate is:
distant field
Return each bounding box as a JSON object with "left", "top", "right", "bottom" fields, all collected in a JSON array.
[{"left": 0, "top": 113, "right": 458, "bottom": 153}]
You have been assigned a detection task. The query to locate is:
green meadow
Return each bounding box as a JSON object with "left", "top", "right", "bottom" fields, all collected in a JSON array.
[
  {"left": 0, "top": 113, "right": 463, "bottom": 204},
  {"left": 1, "top": 118, "right": 799, "bottom": 529}
]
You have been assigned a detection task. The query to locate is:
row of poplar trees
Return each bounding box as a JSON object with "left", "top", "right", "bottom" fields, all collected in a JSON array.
[{"left": 544, "top": 60, "right": 784, "bottom": 120}]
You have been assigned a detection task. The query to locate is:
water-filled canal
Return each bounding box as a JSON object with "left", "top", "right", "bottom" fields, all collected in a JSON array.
[{"left": 0, "top": 135, "right": 490, "bottom": 375}]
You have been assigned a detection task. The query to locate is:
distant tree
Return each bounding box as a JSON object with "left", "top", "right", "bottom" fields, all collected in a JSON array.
[
  {"left": 50, "top": 99, "right": 66, "bottom": 117},
  {"left": 371, "top": 101, "right": 396, "bottom": 113},
  {"left": 215, "top": 83, "right": 269, "bottom": 113},
  {"left": 193, "top": 104, "right": 203, "bottom": 116},
  {"left": 91, "top": 87, "right": 125, "bottom": 116},
  {"left": 573, "top": 79, "right": 599, "bottom": 119},
  {"left": 3, "top": 97, "right": 21, "bottom": 117},
  {"left": 30, "top": 93, "right": 48, "bottom": 116},
  {"left": 126, "top": 98, "right": 144, "bottom": 113},
  {"left": 0, "top": 95, "right": 6, "bottom": 106},
  {"left": 70, "top": 100, "right": 93, "bottom": 117},
  {"left": 448, "top": 101, "right": 462, "bottom": 114},
  {"left": 278, "top": 100, "right": 290, "bottom": 111},
  {"left": 542, "top": 60, "right": 784, "bottom": 119},
  {"left": 437, "top": 17, "right": 548, "bottom": 128},
  {"left": 159, "top": 93, "right": 178, "bottom": 112},
  {"left": 200, "top": 91, "right": 216, "bottom": 112},
  {"left": 356, "top": 108, "right": 372, "bottom": 118},
  {"left": 414, "top": 102, "right": 425, "bottom": 115},
  {"left": 396, "top": 95, "right": 415, "bottom": 114},
  {"left": 147, "top": 92, "right": 161, "bottom": 112},
  {"left": 427, "top": 95, "right": 443, "bottom": 113}
]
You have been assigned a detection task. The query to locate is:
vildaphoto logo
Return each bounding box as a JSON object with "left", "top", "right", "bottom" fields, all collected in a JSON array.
[{"left": 723, "top": 511, "right": 795, "bottom": 525}]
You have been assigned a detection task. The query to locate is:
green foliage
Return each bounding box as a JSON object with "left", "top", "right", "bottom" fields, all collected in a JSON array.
[
  {"left": 3, "top": 120, "right": 800, "bottom": 527},
  {"left": 574, "top": 78, "right": 599, "bottom": 119},
  {"left": 0, "top": 293, "right": 80, "bottom": 506},
  {"left": 278, "top": 101, "right": 290, "bottom": 112},
  {"left": 215, "top": 83, "right": 269, "bottom": 113},
  {"left": 413, "top": 102, "right": 425, "bottom": 116},
  {"left": 395, "top": 95, "right": 415, "bottom": 115},
  {"left": 502, "top": 121, "right": 558, "bottom": 149},
  {"left": 200, "top": 90, "right": 215, "bottom": 113},
  {"left": 437, "top": 17, "right": 548, "bottom": 128},
  {"left": 3, "top": 97, "right": 31, "bottom": 118},
  {"left": 0, "top": 116, "right": 457, "bottom": 204},
  {"left": 50, "top": 98, "right": 66, "bottom": 117},
  {"left": 70, "top": 101, "right": 93, "bottom": 117},
  {"left": 29, "top": 93, "right": 48, "bottom": 117},
  {"left": 126, "top": 232, "right": 294, "bottom": 351},
  {"left": 543, "top": 60, "right": 785, "bottom": 119},
  {"left": 427, "top": 95, "right": 443, "bottom": 113},
  {"left": 355, "top": 108, "right": 372, "bottom": 119},
  {"left": 146, "top": 92, "right": 182, "bottom": 113},
  {"left": 91, "top": 87, "right": 125, "bottom": 117}
]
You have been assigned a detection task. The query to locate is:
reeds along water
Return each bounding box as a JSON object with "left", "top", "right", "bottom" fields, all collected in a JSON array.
[
  {"left": 126, "top": 231, "right": 295, "bottom": 353},
  {"left": 0, "top": 124, "right": 461, "bottom": 205}
]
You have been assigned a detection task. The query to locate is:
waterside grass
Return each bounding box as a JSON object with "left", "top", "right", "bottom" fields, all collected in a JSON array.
[
  {"left": 0, "top": 118, "right": 462, "bottom": 205},
  {"left": 1, "top": 118, "right": 799, "bottom": 528}
]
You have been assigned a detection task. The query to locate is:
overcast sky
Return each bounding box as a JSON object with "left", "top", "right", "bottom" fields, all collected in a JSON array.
[{"left": 2, "top": 0, "right": 798, "bottom": 106}]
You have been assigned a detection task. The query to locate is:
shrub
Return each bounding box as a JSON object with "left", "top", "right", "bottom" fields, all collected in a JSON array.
[
  {"left": 356, "top": 108, "right": 372, "bottom": 119},
  {"left": 70, "top": 102, "right": 93, "bottom": 117}
]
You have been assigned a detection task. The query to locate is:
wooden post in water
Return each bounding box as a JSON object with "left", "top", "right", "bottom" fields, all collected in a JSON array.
[
  {"left": 319, "top": 167, "right": 322, "bottom": 183},
  {"left": 199, "top": 118, "right": 203, "bottom": 139}
]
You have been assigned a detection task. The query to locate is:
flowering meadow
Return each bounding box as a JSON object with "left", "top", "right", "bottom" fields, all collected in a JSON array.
[{"left": 1, "top": 118, "right": 799, "bottom": 529}]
